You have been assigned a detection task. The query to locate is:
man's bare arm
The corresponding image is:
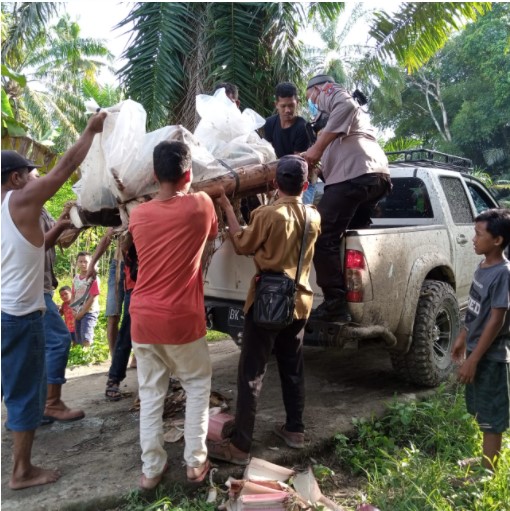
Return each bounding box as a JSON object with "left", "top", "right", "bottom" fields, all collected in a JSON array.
[
  {"left": 44, "top": 205, "right": 73, "bottom": 250},
  {"left": 44, "top": 220, "right": 71, "bottom": 251},
  {"left": 11, "top": 112, "right": 107, "bottom": 218},
  {"left": 74, "top": 295, "right": 96, "bottom": 321},
  {"left": 86, "top": 228, "right": 116, "bottom": 281}
]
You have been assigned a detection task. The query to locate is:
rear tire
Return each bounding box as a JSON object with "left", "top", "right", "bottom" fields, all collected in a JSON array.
[{"left": 391, "top": 279, "right": 459, "bottom": 387}]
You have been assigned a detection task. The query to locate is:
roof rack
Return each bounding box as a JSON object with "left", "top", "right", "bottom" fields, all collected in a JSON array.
[{"left": 386, "top": 148, "right": 473, "bottom": 171}]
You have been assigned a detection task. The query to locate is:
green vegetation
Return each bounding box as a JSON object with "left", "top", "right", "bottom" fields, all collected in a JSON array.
[
  {"left": 369, "top": 3, "right": 510, "bottom": 179},
  {"left": 335, "top": 385, "right": 510, "bottom": 511},
  {"left": 123, "top": 485, "right": 215, "bottom": 511},
  {"left": 1, "top": 4, "right": 115, "bottom": 151}
]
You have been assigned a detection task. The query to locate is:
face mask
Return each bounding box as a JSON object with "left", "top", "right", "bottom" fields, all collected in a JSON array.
[{"left": 308, "top": 98, "right": 318, "bottom": 118}]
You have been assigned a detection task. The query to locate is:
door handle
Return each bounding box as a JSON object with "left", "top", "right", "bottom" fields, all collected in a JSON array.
[{"left": 456, "top": 234, "right": 468, "bottom": 245}]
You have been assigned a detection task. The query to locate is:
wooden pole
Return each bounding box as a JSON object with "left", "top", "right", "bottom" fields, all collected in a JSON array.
[
  {"left": 68, "top": 160, "right": 279, "bottom": 227},
  {"left": 191, "top": 160, "right": 278, "bottom": 198}
]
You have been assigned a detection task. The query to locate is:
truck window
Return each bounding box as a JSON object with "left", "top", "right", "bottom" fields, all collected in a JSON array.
[
  {"left": 466, "top": 182, "right": 497, "bottom": 214},
  {"left": 375, "top": 177, "right": 433, "bottom": 218},
  {"left": 440, "top": 177, "right": 473, "bottom": 224}
]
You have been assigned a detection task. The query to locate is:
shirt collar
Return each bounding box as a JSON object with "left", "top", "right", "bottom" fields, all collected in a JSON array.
[{"left": 273, "top": 195, "right": 303, "bottom": 206}]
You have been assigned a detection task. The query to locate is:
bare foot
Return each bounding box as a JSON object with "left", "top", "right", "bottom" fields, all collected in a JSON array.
[{"left": 9, "top": 465, "right": 61, "bottom": 490}]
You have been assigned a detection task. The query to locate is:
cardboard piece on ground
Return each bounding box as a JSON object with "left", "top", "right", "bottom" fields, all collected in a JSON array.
[{"left": 243, "top": 457, "right": 295, "bottom": 482}]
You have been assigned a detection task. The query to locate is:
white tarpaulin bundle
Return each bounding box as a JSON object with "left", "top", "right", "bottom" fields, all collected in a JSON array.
[{"left": 75, "top": 94, "right": 275, "bottom": 212}]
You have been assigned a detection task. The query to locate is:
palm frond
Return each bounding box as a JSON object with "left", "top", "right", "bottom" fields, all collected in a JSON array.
[
  {"left": 2, "top": 2, "right": 60, "bottom": 63},
  {"left": 369, "top": 2, "right": 492, "bottom": 73},
  {"left": 307, "top": 2, "right": 345, "bottom": 24},
  {"left": 116, "top": 2, "right": 198, "bottom": 129}
]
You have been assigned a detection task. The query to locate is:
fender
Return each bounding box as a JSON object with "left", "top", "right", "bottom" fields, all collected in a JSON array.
[{"left": 393, "top": 253, "right": 455, "bottom": 352}]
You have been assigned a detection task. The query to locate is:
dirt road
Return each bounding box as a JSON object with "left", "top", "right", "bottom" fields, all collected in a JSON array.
[{"left": 1, "top": 339, "right": 425, "bottom": 511}]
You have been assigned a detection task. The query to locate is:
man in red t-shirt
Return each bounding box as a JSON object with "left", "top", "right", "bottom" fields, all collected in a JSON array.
[{"left": 129, "top": 140, "right": 218, "bottom": 490}]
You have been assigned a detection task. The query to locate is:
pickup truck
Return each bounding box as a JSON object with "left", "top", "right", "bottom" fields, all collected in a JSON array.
[{"left": 203, "top": 150, "right": 501, "bottom": 387}]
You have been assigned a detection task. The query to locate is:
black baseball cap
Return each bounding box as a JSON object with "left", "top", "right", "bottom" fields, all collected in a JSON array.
[
  {"left": 1, "top": 150, "right": 41, "bottom": 174},
  {"left": 306, "top": 74, "right": 335, "bottom": 89},
  {"left": 276, "top": 155, "right": 308, "bottom": 190}
]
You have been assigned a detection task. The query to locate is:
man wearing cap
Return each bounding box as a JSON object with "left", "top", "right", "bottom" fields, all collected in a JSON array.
[
  {"left": 302, "top": 74, "right": 391, "bottom": 323},
  {"left": 1, "top": 111, "right": 106, "bottom": 489},
  {"left": 208, "top": 155, "right": 321, "bottom": 464}
]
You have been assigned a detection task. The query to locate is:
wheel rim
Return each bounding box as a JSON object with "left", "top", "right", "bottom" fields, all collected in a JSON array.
[{"left": 432, "top": 305, "right": 454, "bottom": 370}]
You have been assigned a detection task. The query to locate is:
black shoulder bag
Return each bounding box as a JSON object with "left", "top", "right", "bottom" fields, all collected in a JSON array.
[{"left": 253, "top": 207, "right": 311, "bottom": 330}]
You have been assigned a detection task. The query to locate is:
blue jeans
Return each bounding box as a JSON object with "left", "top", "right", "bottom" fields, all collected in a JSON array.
[
  {"left": 106, "top": 258, "right": 125, "bottom": 317},
  {"left": 108, "top": 289, "right": 132, "bottom": 382},
  {"left": 44, "top": 293, "right": 72, "bottom": 385},
  {"left": 1, "top": 310, "right": 46, "bottom": 431}
]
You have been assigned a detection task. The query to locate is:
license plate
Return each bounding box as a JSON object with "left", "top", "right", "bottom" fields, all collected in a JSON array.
[{"left": 228, "top": 307, "right": 245, "bottom": 327}]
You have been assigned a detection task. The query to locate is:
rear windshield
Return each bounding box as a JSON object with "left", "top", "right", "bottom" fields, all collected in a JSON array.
[{"left": 374, "top": 177, "right": 433, "bottom": 218}]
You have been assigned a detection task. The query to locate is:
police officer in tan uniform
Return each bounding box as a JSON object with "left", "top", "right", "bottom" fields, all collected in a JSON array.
[{"left": 303, "top": 74, "right": 391, "bottom": 323}]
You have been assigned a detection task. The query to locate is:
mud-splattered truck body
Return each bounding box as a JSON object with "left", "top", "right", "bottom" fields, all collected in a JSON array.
[{"left": 204, "top": 151, "right": 500, "bottom": 386}]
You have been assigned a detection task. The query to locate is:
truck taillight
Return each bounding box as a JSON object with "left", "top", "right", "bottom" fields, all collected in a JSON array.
[{"left": 345, "top": 249, "right": 365, "bottom": 302}]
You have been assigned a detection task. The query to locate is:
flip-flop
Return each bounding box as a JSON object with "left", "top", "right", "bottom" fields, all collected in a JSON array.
[
  {"left": 187, "top": 459, "right": 211, "bottom": 484},
  {"left": 139, "top": 463, "right": 168, "bottom": 491}
]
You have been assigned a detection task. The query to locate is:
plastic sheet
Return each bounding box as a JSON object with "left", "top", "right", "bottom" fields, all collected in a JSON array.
[{"left": 75, "top": 98, "right": 275, "bottom": 212}]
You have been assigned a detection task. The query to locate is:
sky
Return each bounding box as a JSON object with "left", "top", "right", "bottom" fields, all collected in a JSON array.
[
  {"left": 61, "top": 1, "right": 401, "bottom": 86},
  {"left": 63, "top": 1, "right": 133, "bottom": 84}
]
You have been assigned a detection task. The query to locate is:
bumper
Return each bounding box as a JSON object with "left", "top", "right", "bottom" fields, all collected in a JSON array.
[{"left": 205, "top": 299, "right": 397, "bottom": 348}]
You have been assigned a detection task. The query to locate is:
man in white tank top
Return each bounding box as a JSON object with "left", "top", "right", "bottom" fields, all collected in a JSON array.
[{"left": 1, "top": 111, "right": 106, "bottom": 490}]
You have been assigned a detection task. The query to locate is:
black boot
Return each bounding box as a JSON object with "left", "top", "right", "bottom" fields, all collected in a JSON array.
[{"left": 310, "top": 297, "right": 352, "bottom": 323}]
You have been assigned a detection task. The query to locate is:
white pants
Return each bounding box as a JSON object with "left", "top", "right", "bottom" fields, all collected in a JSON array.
[{"left": 133, "top": 337, "right": 211, "bottom": 478}]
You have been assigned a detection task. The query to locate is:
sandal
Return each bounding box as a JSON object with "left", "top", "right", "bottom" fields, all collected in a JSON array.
[
  {"left": 140, "top": 463, "right": 169, "bottom": 490},
  {"left": 105, "top": 379, "right": 122, "bottom": 401},
  {"left": 187, "top": 459, "right": 211, "bottom": 484}
]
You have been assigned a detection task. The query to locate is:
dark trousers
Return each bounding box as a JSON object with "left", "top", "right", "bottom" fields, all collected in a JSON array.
[
  {"left": 108, "top": 289, "right": 132, "bottom": 382},
  {"left": 231, "top": 308, "right": 306, "bottom": 453},
  {"left": 314, "top": 174, "right": 390, "bottom": 299}
]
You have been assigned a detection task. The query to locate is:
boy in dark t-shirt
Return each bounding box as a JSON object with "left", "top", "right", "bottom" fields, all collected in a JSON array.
[{"left": 452, "top": 208, "right": 510, "bottom": 472}]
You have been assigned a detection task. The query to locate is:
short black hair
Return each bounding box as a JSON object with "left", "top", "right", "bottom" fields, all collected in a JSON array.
[
  {"left": 475, "top": 208, "right": 510, "bottom": 249},
  {"left": 275, "top": 82, "right": 298, "bottom": 100},
  {"left": 59, "top": 285, "right": 72, "bottom": 293},
  {"left": 213, "top": 82, "right": 239, "bottom": 100},
  {"left": 1, "top": 167, "right": 28, "bottom": 185},
  {"left": 76, "top": 251, "right": 91, "bottom": 260},
  {"left": 153, "top": 141, "right": 192, "bottom": 183}
]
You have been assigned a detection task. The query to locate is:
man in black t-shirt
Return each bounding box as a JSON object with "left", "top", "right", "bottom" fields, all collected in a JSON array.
[
  {"left": 264, "top": 82, "right": 313, "bottom": 158},
  {"left": 264, "top": 82, "right": 316, "bottom": 204}
]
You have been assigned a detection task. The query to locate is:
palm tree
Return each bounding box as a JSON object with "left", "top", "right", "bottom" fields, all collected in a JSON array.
[
  {"left": 116, "top": 2, "right": 491, "bottom": 132},
  {"left": 2, "top": 6, "right": 114, "bottom": 151},
  {"left": 116, "top": 2, "right": 344, "bottom": 131}
]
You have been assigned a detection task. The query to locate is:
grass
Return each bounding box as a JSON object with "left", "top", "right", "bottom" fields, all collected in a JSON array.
[
  {"left": 122, "top": 485, "right": 215, "bottom": 511},
  {"left": 334, "top": 384, "right": 510, "bottom": 511}
]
